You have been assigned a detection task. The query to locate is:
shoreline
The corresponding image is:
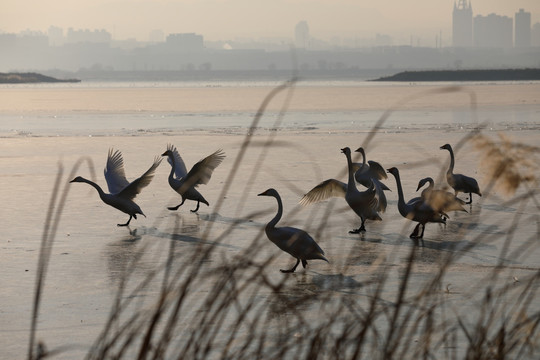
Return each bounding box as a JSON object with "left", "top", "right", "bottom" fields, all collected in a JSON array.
[
  {"left": 0, "top": 72, "right": 81, "bottom": 84},
  {"left": 372, "top": 68, "right": 540, "bottom": 82}
]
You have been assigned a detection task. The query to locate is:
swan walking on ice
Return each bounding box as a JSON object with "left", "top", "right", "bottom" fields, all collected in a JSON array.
[
  {"left": 300, "top": 147, "right": 382, "bottom": 234},
  {"left": 387, "top": 167, "right": 445, "bottom": 239},
  {"left": 70, "top": 148, "right": 162, "bottom": 227},
  {"left": 259, "top": 188, "right": 328, "bottom": 273},
  {"left": 416, "top": 177, "right": 467, "bottom": 218},
  {"left": 440, "top": 143, "right": 481, "bottom": 204},
  {"left": 161, "top": 144, "right": 225, "bottom": 213}
]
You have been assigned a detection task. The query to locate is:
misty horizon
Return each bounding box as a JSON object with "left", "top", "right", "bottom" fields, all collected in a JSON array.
[{"left": 2, "top": 1, "right": 540, "bottom": 44}]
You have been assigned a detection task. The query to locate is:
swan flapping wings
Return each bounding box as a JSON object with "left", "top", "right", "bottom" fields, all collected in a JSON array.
[
  {"left": 299, "top": 179, "right": 347, "bottom": 206},
  {"left": 105, "top": 148, "right": 162, "bottom": 199}
]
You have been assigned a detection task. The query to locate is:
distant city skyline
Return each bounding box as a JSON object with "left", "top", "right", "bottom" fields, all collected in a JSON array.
[{"left": 2, "top": 0, "right": 540, "bottom": 44}]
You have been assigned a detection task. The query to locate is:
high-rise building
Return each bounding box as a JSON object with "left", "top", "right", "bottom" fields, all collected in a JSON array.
[
  {"left": 474, "top": 14, "right": 513, "bottom": 48},
  {"left": 166, "top": 33, "right": 204, "bottom": 51},
  {"left": 532, "top": 22, "right": 540, "bottom": 47},
  {"left": 295, "top": 21, "right": 310, "bottom": 49},
  {"left": 453, "top": 0, "right": 473, "bottom": 47},
  {"left": 515, "top": 9, "right": 531, "bottom": 47}
]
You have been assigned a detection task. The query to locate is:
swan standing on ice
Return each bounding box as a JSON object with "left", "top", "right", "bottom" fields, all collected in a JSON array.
[
  {"left": 70, "top": 148, "right": 162, "bottom": 227},
  {"left": 387, "top": 167, "right": 446, "bottom": 239},
  {"left": 259, "top": 188, "right": 328, "bottom": 273},
  {"left": 161, "top": 144, "right": 225, "bottom": 213},
  {"left": 300, "top": 147, "right": 382, "bottom": 234},
  {"left": 440, "top": 143, "right": 482, "bottom": 204}
]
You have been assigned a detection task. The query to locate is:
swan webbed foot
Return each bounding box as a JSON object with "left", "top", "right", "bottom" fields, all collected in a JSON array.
[
  {"left": 349, "top": 226, "right": 366, "bottom": 234},
  {"left": 280, "top": 268, "right": 296, "bottom": 273},
  {"left": 117, "top": 215, "right": 133, "bottom": 227},
  {"left": 410, "top": 223, "right": 421, "bottom": 238},
  {"left": 190, "top": 201, "right": 201, "bottom": 213},
  {"left": 117, "top": 216, "right": 132, "bottom": 227},
  {"left": 168, "top": 198, "right": 186, "bottom": 211},
  {"left": 280, "top": 259, "right": 300, "bottom": 273}
]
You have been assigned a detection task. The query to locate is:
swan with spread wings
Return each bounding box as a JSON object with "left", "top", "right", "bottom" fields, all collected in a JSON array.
[
  {"left": 70, "top": 148, "right": 162, "bottom": 226},
  {"left": 161, "top": 144, "right": 225, "bottom": 213}
]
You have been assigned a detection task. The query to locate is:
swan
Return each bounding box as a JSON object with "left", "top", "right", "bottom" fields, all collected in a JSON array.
[
  {"left": 258, "top": 188, "right": 328, "bottom": 273},
  {"left": 416, "top": 177, "right": 467, "bottom": 218},
  {"left": 353, "top": 147, "right": 389, "bottom": 189},
  {"left": 387, "top": 167, "right": 446, "bottom": 239},
  {"left": 161, "top": 144, "right": 225, "bottom": 212},
  {"left": 70, "top": 148, "right": 162, "bottom": 227},
  {"left": 300, "top": 147, "right": 382, "bottom": 234},
  {"left": 353, "top": 147, "right": 389, "bottom": 213},
  {"left": 440, "top": 143, "right": 481, "bottom": 204}
]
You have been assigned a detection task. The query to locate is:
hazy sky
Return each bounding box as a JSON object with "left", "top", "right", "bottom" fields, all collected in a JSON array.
[{"left": 2, "top": 0, "right": 540, "bottom": 42}]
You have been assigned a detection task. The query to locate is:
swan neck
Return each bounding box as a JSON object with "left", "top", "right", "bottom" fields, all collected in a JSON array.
[
  {"left": 392, "top": 172, "right": 405, "bottom": 206},
  {"left": 81, "top": 178, "right": 105, "bottom": 196},
  {"left": 167, "top": 155, "right": 176, "bottom": 181},
  {"left": 345, "top": 152, "right": 357, "bottom": 189},
  {"left": 267, "top": 194, "right": 283, "bottom": 229},
  {"left": 446, "top": 148, "right": 455, "bottom": 174}
]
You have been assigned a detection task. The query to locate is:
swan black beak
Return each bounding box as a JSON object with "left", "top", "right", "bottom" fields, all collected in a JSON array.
[
  {"left": 340, "top": 148, "right": 347, "bottom": 153},
  {"left": 257, "top": 192, "right": 266, "bottom": 197}
]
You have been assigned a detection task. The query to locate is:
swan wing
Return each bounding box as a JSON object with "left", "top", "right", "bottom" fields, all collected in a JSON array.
[
  {"left": 166, "top": 144, "right": 188, "bottom": 180},
  {"left": 351, "top": 162, "right": 363, "bottom": 173},
  {"left": 183, "top": 149, "right": 225, "bottom": 188},
  {"left": 367, "top": 160, "right": 388, "bottom": 180},
  {"left": 118, "top": 156, "right": 162, "bottom": 200},
  {"left": 104, "top": 149, "right": 130, "bottom": 194},
  {"left": 373, "top": 178, "right": 387, "bottom": 212},
  {"left": 300, "top": 179, "right": 347, "bottom": 206},
  {"left": 427, "top": 190, "right": 467, "bottom": 212}
]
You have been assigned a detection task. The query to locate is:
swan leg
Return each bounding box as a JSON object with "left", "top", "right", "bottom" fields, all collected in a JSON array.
[
  {"left": 465, "top": 193, "right": 473, "bottom": 205},
  {"left": 190, "top": 201, "right": 201, "bottom": 213},
  {"left": 349, "top": 218, "right": 367, "bottom": 234},
  {"left": 118, "top": 215, "right": 133, "bottom": 227},
  {"left": 419, "top": 224, "right": 426, "bottom": 238},
  {"left": 301, "top": 259, "right": 308, "bottom": 269},
  {"left": 280, "top": 259, "right": 300, "bottom": 273},
  {"left": 410, "top": 223, "right": 421, "bottom": 238},
  {"left": 168, "top": 198, "right": 185, "bottom": 211}
]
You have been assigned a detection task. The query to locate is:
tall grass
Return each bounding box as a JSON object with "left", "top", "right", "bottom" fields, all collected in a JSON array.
[{"left": 29, "top": 80, "right": 539, "bottom": 359}]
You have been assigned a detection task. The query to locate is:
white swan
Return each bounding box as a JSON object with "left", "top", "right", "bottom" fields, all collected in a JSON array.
[
  {"left": 70, "top": 148, "right": 162, "bottom": 226},
  {"left": 259, "top": 188, "right": 328, "bottom": 273},
  {"left": 161, "top": 144, "right": 225, "bottom": 213},
  {"left": 387, "top": 167, "right": 446, "bottom": 239},
  {"left": 416, "top": 177, "right": 467, "bottom": 218},
  {"left": 300, "top": 147, "right": 382, "bottom": 234},
  {"left": 440, "top": 143, "right": 482, "bottom": 204}
]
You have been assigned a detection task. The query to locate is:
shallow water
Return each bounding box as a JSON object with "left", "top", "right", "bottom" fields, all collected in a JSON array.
[{"left": 0, "top": 81, "right": 539, "bottom": 358}]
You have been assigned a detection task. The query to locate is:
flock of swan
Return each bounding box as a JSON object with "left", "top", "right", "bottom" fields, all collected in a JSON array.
[{"left": 71, "top": 142, "right": 481, "bottom": 273}]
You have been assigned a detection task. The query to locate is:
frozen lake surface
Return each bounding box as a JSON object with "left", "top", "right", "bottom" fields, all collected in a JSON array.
[{"left": 0, "top": 81, "right": 539, "bottom": 358}]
